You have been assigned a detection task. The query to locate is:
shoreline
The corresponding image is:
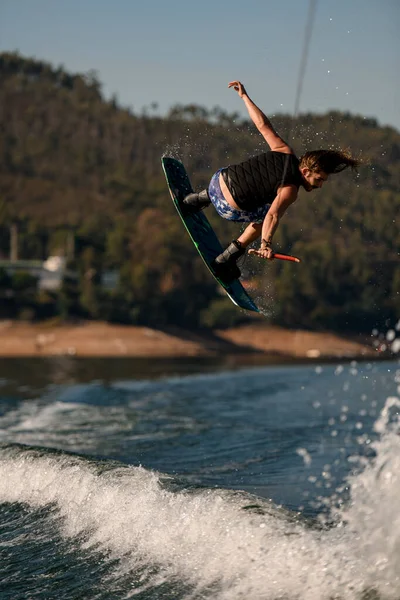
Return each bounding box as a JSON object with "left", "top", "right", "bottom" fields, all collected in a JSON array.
[{"left": 0, "top": 320, "right": 379, "bottom": 361}]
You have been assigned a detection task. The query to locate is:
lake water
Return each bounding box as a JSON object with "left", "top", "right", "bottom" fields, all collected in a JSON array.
[{"left": 0, "top": 356, "right": 399, "bottom": 599}]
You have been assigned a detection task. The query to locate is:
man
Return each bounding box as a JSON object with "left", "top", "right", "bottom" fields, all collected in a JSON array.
[{"left": 182, "top": 81, "right": 360, "bottom": 283}]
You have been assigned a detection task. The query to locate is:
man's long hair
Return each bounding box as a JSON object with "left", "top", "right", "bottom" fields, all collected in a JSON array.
[{"left": 299, "top": 149, "right": 360, "bottom": 174}]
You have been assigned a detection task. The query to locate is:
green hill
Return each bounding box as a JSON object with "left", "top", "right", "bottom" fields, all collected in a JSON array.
[{"left": 0, "top": 52, "right": 399, "bottom": 331}]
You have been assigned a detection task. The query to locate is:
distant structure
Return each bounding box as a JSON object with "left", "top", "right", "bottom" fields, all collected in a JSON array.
[
  {"left": 41, "top": 255, "right": 68, "bottom": 290},
  {"left": 0, "top": 255, "right": 68, "bottom": 290},
  {"left": 0, "top": 256, "right": 119, "bottom": 291}
]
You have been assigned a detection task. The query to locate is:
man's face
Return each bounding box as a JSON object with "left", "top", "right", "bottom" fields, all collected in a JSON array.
[{"left": 301, "top": 168, "right": 329, "bottom": 192}]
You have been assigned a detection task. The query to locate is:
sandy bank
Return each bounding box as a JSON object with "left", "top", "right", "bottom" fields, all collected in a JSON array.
[
  {"left": 0, "top": 320, "right": 376, "bottom": 360},
  {"left": 216, "top": 325, "right": 375, "bottom": 359}
]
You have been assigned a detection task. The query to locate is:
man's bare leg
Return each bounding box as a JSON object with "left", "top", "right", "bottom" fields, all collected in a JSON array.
[{"left": 237, "top": 222, "right": 262, "bottom": 248}]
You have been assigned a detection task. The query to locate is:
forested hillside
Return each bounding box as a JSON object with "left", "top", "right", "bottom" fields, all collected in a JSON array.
[{"left": 0, "top": 52, "right": 399, "bottom": 331}]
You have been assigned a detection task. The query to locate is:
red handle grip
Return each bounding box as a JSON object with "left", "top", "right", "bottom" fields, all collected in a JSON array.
[{"left": 272, "top": 253, "right": 301, "bottom": 263}]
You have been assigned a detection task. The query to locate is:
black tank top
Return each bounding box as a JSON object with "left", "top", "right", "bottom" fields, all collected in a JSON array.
[{"left": 221, "top": 152, "right": 302, "bottom": 211}]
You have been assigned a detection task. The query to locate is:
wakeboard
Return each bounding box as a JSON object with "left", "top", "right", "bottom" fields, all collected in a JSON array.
[{"left": 162, "top": 156, "right": 259, "bottom": 313}]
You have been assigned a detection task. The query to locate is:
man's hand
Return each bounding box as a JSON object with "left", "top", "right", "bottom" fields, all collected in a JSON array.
[
  {"left": 228, "top": 80, "right": 247, "bottom": 98},
  {"left": 248, "top": 246, "right": 275, "bottom": 261}
]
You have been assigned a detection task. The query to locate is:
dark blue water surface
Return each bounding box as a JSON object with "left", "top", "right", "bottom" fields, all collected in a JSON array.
[{"left": 0, "top": 357, "right": 399, "bottom": 599}]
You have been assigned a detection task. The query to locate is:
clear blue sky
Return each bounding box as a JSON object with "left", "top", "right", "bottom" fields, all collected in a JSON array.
[{"left": 1, "top": 0, "right": 399, "bottom": 131}]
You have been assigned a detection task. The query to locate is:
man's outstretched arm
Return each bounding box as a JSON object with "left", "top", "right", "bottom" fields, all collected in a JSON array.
[{"left": 229, "top": 81, "right": 292, "bottom": 154}]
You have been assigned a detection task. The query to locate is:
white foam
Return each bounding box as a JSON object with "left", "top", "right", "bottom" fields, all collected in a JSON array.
[
  {"left": 1, "top": 397, "right": 400, "bottom": 600},
  {"left": 335, "top": 396, "right": 400, "bottom": 595}
]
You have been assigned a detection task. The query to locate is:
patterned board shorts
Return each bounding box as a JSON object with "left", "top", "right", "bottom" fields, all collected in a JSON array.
[{"left": 208, "top": 170, "right": 270, "bottom": 223}]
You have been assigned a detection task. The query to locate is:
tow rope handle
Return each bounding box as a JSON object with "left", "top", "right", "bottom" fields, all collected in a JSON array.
[{"left": 273, "top": 253, "right": 301, "bottom": 263}]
